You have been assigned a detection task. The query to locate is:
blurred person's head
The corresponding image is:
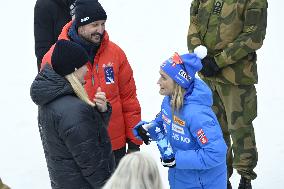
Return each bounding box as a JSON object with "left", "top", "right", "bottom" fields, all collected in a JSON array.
[
  {"left": 75, "top": 0, "right": 107, "bottom": 45},
  {"left": 103, "top": 152, "right": 163, "bottom": 189}
]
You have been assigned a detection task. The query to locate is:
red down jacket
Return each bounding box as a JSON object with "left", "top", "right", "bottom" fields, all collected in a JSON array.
[{"left": 41, "top": 21, "right": 142, "bottom": 150}]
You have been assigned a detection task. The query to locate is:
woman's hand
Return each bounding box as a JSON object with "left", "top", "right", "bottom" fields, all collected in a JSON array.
[{"left": 94, "top": 87, "right": 107, "bottom": 112}]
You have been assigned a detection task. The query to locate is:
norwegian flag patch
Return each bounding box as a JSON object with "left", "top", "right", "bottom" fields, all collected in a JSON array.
[
  {"left": 197, "top": 129, "right": 208, "bottom": 144},
  {"left": 103, "top": 63, "right": 115, "bottom": 84},
  {"left": 171, "top": 52, "right": 183, "bottom": 67}
]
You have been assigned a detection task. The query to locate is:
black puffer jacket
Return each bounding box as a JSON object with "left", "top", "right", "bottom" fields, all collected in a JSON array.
[
  {"left": 30, "top": 65, "right": 115, "bottom": 189},
  {"left": 34, "top": 0, "right": 75, "bottom": 71}
]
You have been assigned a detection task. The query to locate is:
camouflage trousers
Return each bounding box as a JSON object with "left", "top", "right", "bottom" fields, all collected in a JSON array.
[
  {"left": 204, "top": 79, "right": 258, "bottom": 180},
  {"left": 0, "top": 178, "right": 10, "bottom": 189}
]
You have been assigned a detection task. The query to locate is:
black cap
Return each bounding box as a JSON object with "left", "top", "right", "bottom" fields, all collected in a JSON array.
[
  {"left": 75, "top": 0, "right": 107, "bottom": 27},
  {"left": 51, "top": 40, "right": 89, "bottom": 77}
]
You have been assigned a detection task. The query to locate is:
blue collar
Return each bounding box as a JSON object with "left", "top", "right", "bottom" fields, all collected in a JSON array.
[{"left": 68, "top": 22, "right": 99, "bottom": 62}]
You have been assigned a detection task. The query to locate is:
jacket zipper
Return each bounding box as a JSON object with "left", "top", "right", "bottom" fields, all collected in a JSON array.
[{"left": 91, "top": 64, "right": 99, "bottom": 86}]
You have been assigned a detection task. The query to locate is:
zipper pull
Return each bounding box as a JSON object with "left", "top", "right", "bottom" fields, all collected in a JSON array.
[
  {"left": 96, "top": 64, "right": 99, "bottom": 73},
  {"left": 92, "top": 75, "right": 95, "bottom": 86}
]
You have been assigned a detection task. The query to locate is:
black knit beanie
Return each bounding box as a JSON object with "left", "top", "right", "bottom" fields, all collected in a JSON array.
[
  {"left": 75, "top": 0, "right": 107, "bottom": 27},
  {"left": 51, "top": 40, "right": 89, "bottom": 77}
]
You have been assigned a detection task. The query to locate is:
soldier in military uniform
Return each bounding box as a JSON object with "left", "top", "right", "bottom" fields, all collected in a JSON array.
[{"left": 187, "top": 0, "right": 267, "bottom": 188}]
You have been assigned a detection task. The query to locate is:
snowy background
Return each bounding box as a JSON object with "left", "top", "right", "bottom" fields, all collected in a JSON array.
[{"left": 0, "top": 0, "right": 283, "bottom": 188}]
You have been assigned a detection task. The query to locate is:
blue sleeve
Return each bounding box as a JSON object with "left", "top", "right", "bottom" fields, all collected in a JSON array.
[
  {"left": 147, "top": 111, "right": 165, "bottom": 141},
  {"left": 175, "top": 109, "right": 227, "bottom": 170},
  {"left": 147, "top": 111, "right": 175, "bottom": 160}
]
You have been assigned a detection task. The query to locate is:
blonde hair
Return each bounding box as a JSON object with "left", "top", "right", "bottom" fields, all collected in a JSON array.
[
  {"left": 170, "top": 82, "right": 186, "bottom": 113},
  {"left": 103, "top": 152, "right": 163, "bottom": 189},
  {"left": 65, "top": 73, "right": 95, "bottom": 107}
]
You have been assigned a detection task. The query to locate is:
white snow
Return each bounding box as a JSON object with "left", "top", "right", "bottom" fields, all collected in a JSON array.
[{"left": 0, "top": 0, "right": 283, "bottom": 188}]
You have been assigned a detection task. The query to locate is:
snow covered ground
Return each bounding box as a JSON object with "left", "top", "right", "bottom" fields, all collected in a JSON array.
[{"left": 0, "top": 0, "right": 283, "bottom": 188}]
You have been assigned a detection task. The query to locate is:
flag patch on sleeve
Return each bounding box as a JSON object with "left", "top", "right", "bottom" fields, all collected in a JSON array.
[{"left": 197, "top": 129, "right": 208, "bottom": 144}]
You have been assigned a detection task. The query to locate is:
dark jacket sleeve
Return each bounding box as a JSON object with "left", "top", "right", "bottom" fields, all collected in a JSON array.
[
  {"left": 34, "top": 0, "right": 56, "bottom": 71},
  {"left": 59, "top": 105, "right": 112, "bottom": 188},
  {"left": 97, "top": 102, "right": 112, "bottom": 128}
]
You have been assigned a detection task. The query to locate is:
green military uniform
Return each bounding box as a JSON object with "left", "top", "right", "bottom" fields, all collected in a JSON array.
[
  {"left": 0, "top": 178, "right": 10, "bottom": 189},
  {"left": 187, "top": 0, "right": 267, "bottom": 180}
]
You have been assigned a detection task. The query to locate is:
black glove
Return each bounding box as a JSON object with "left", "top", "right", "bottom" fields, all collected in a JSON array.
[
  {"left": 200, "top": 56, "right": 220, "bottom": 77},
  {"left": 161, "top": 157, "right": 176, "bottom": 168},
  {"left": 127, "top": 140, "right": 140, "bottom": 154},
  {"left": 136, "top": 124, "right": 151, "bottom": 145}
]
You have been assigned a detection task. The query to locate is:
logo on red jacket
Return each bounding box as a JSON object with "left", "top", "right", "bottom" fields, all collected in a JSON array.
[
  {"left": 103, "top": 62, "right": 115, "bottom": 84},
  {"left": 197, "top": 129, "right": 208, "bottom": 144}
]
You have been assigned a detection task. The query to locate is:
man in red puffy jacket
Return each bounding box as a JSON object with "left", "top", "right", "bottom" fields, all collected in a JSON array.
[{"left": 41, "top": 0, "right": 142, "bottom": 166}]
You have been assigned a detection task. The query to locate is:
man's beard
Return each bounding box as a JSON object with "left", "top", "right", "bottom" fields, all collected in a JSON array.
[{"left": 90, "top": 32, "right": 103, "bottom": 46}]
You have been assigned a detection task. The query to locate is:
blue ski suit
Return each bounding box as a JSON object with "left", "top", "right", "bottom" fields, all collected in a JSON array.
[{"left": 149, "top": 78, "right": 227, "bottom": 189}]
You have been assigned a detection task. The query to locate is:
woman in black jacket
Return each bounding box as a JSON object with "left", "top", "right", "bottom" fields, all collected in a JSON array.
[
  {"left": 30, "top": 39, "right": 115, "bottom": 189},
  {"left": 34, "top": 0, "right": 75, "bottom": 71}
]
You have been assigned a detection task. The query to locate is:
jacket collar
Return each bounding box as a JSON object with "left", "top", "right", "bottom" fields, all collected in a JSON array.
[
  {"left": 30, "top": 64, "right": 74, "bottom": 106},
  {"left": 58, "top": 20, "right": 110, "bottom": 61}
]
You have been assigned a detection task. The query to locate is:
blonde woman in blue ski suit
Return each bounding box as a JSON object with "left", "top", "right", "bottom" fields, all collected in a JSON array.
[{"left": 134, "top": 47, "right": 227, "bottom": 189}]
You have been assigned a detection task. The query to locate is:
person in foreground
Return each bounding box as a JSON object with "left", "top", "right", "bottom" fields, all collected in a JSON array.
[
  {"left": 102, "top": 152, "right": 163, "bottom": 189},
  {"left": 41, "top": 0, "right": 142, "bottom": 165},
  {"left": 187, "top": 1, "right": 268, "bottom": 188},
  {"left": 134, "top": 46, "right": 227, "bottom": 189},
  {"left": 30, "top": 39, "right": 115, "bottom": 189}
]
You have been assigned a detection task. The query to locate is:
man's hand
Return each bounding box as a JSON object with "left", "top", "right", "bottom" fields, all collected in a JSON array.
[
  {"left": 94, "top": 87, "right": 107, "bottom": 112},
  {"left": 200, "top": 56, "right": 220, "bottom": 77}
]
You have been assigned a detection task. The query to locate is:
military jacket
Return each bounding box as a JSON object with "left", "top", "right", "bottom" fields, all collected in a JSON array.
[{"left": 188, "top": 0, "right": 267, "bottom": 85}]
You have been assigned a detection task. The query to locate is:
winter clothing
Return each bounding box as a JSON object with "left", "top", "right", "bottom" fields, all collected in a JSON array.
[
  {"left": 228, "top": 180, "right": 233, "bottom": 189},
  {"left": 133, "top": 121, "right": 176, "bottom": 165},
  {"left": 41, "top": 20, "right": 142, "bottom": 154},
  {"left": 51, "top": 40, "right": 89, "bottom": 76},
  {"left": 30, "top": 64, "right": 115, "bottom": 189},
  {"left": 200, "top": 56, "right": 220, "bottom": 77},
  {"left": 126, "top": 140, "right": 140, "bottom": 153},
  {"left": 68, "top": 22, "right": 100, "bottom": 61},
  {"left": 161, "top": 157, "right": 176, "bottom": 168},
  {"left": 238, "top": 176, "right": 252, "bottom": 189},
  {"left": 187, "top": 0, "right": 267, "bottom": 180},
  {"left": 188, "top": 0, "right": 267, "bottom": 85},
  {"left": 113, "top": 146, "right": 126, "bottom": 167},
  {"left": 34, "top": 0, "right": 76, "bottom": 71},
  {"left": 75, "top": 0, "right": 107, "bottom": 27},
  {"left": 161, "top": 51, "right": 204, "bottom": 89},
  {"left": 205, "top": 80, "right": 258, "bottom": 180},
  {"left": 147, "top": 79, "right": 227, "bottom": 189},
  {"left": 133, "top": 121, "right": 152, "bottom": 145}
]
